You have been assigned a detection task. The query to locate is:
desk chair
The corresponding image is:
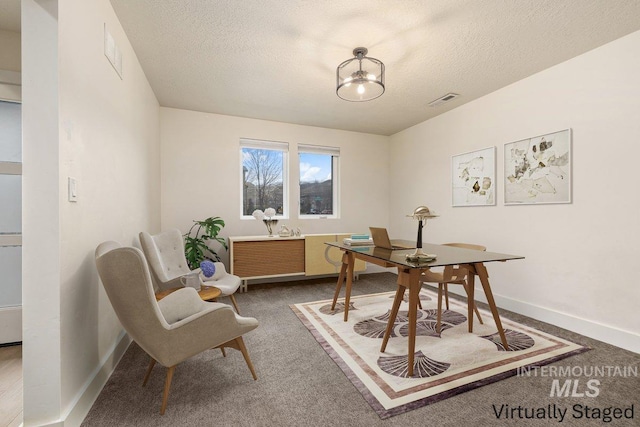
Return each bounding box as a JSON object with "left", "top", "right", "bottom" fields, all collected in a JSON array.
[{"left": 420, "top": 243, "right": 486, "bottom": 332}]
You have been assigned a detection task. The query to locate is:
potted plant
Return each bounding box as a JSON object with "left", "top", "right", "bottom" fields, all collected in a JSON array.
[{"left": 183, "top": 216, "right": 228, "bottom": 270}]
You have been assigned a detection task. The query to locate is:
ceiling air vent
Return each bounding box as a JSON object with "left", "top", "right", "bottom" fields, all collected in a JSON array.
[{"left": 428, "top": 93, "right": 459, "bottom": 107}]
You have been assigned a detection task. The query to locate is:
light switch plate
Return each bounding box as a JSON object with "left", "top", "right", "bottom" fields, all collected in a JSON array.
[{"left": 68, "top": 177, "right": 78, "bottom": 202}]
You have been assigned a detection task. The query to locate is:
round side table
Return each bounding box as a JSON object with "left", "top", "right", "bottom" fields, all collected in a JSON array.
[{"left": 155, "top": 285, "right": 221, "bottom": 302}]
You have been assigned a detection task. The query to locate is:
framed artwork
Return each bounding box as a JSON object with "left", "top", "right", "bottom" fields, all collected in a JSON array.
[
  {"left": 452, "top": 146, "right": 496, "bottom": 207},
  {"left": 504, "top": 129, "right": 572, "bottom": 205}
]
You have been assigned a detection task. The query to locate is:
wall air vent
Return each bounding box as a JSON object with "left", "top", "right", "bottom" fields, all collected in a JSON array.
[{"left": 428, "top": 93, "right": 459, "bottom": 107}]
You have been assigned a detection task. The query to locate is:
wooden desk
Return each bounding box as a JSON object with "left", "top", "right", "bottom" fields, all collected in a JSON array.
[
  {"left": 327, "top": 241, "right": 523, "bottom": 377},
  {"left": 155, "top": 285, "right": 221, "bottom": 302}
]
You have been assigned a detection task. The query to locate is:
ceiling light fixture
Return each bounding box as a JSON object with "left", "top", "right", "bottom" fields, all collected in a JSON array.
[{"left": 336, "top": 47, "right": 385, "bottom": 102}]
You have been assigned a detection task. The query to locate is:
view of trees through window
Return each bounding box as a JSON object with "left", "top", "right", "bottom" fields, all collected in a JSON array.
[
  {"left": 299, "top": 152, "right": 333, "bottom": 215},
  {"left": 242, "top": 147, "right": 284, "bottom": 215}
]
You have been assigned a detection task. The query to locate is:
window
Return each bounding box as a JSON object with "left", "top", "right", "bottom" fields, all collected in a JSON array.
[
  {"left": 240, "top": 139, "right": 288, "bottom": 218},
  {"left": 299, "top": 144, "right": 339, "bottom": 217}
]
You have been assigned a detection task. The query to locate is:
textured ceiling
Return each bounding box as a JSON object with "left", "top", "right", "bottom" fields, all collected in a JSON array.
[
  {"left": 107, "top": 0, "right": 640, "bottom": 135},
  {"left": 5, "top": 1, "right": 640, "bottom": 136}
]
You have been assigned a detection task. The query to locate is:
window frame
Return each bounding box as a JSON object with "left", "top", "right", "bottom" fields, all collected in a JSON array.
[
  {"left": 239, "top": 138, "right": 290, "bottom": 219},
  {"left": 298, "top": 144, "right": 340, "bottom": 219}
]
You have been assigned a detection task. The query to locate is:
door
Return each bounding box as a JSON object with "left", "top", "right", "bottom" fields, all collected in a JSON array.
[{"left": 0, "top": 99, "right": 22, "bottom": 344}]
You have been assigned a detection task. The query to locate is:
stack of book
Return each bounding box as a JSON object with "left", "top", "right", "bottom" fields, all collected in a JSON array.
[{"left": 343, "top": 234, "right": 374, "bottom": 246}]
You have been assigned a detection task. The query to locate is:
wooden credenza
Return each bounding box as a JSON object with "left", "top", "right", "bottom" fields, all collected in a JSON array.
[{"left": 230, "top": 234, "right": 366, "bottom": 291}]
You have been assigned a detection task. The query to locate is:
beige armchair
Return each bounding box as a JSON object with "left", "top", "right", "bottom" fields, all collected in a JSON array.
[
  {"left": 95, "top": 241, "right": 259, "bottom": 414},
  {"left": 420, "top": 243, "right": 486, "bottom": 332},
  {"left": 139, "top": 229, "right": 242, "bottom": 313}
]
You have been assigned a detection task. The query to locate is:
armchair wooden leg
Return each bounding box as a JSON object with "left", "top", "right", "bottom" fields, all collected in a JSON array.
[
  {"left": 160, "top": 366, "right": 176, "bottom": 415},
  {"left": 217, "top": 337, "right": 257, "bottom": 380},
  {"left": 235, "top": 337, "right": 258, "bottom": 380},
  {"left": 229, "top": 294, "right": 241, "bottom": 314},
  {"left": 143, "top": 358, "right": 156, "bottom": 386},
  {"left": 220, "top": 347, "right": 226, "bottom": 357},
  {"left": 417, "top": 284, "right": 423, "bottom": 310}
]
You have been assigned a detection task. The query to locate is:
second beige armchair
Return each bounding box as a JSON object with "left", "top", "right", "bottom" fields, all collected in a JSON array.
[{"left": 139, "top": 229, "right": 242, "bottom": 313}]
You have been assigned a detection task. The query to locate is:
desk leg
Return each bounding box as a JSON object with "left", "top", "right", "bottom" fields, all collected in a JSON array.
[
  {"left": 474, "top": 263, "right": 509, "bottom": 350},
  {"left": 331, "top": 252, "right": 348, "bottom": 311},
  {"left": 380, "top": 284, "right": 405, "bottom": 352},
  {"left": 342, "top": 252, "right": 355, "bottom": 322},
  {"left": 467, "top": 273, "right": 475, "bottom": 333},
  {"left": 406, "top": 269, "right": 421, "bottom": 377},
  {"left": 393, "top": 268, "right": 420, "bottom": 377},
  {"left": 436, "top": 284, "right": 443, "bottom": 333}
]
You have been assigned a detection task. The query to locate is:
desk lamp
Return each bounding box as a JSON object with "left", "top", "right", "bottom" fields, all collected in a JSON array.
[{"left": 406, "top": 205, "right": 438, "bottom": 261}]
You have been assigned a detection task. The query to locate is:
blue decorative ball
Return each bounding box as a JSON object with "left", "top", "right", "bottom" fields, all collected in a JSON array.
[{"left": 200, "top": 260, "right": 216, "bottom": 278}]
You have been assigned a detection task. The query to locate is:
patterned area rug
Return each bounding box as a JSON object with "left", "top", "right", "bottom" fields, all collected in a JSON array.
[{"left": 291, "top": 289, "right": 588, "bottom": 419}]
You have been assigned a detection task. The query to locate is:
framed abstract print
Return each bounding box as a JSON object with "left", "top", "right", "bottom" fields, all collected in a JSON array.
[
  {"left": 504, "top": 129, "right": 572, "bottom": 205},
  {"left": 452, "top": 146, "right": 496, "bottom": 207}
]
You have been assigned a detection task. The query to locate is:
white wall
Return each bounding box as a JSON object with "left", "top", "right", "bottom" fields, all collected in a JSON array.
[
  {"left": 389, "top": 30, "right": 640, "bottom": 353},
  {"left": 23, "top": 0, "right": 161, "bottom": 425},
  {"left": 160, "top": 108, "right": 390, "bottom": 267},
  {"left": 22, "top": 1, "right": 62, "bottom": 424}
]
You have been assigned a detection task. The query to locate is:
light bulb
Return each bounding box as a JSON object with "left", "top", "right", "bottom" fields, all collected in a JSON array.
[
  {"left": 357, "top": 84, "right": 365, "bottom": 95},
  {"left": 367, "top": 73, "right": 376, "bottom": 81},
  {"left": 343, "top": 76, "right": 352, "bottom": 87}
]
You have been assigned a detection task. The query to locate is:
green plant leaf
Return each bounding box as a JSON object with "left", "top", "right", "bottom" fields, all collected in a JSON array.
[{"left": 183, "top": 216, "right": 227, "bottom": 268}]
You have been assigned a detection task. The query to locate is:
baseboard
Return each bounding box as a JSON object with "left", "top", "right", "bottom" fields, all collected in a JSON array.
[
  {"left": 446, "top": 287, "right": 639, "bottom": 354},
  {"left": 0, "top": 306, "right": 22, "bottom": 344},
  {"left": 60, "top": 331, "right": 132, "bottom": 427}
]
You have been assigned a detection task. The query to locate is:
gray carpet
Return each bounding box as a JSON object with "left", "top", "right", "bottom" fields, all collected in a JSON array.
[{"left": 82, "top": 273, "right": 639, "bottom": 426}]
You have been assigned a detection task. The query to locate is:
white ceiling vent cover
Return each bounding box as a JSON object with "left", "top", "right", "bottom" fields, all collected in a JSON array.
[{"left": 428, "top": 93, "right": 459, "bottom": 107}]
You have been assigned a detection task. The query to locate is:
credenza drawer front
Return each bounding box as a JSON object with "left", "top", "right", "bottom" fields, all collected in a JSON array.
[
  {"left": 304, "top": 234, "right": 338, "bottom": 276},
  {"left": 233, "top": 240, "right": 305, "bottom": 278}
]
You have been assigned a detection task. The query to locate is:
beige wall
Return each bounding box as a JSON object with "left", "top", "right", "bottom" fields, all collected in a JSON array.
[
  {"left": 0, "top": 29, "right": 21, "bottom": 71},
  {"left": 22, "top": 0, "right": 161, "bottom": 424},
  {"left": 0, "top": 29, "right": 21, "bottom": 101},
  {"left": 389, "top": 30, "right": 640, "bottom": 353},
  {"left": 160, "top": 108, "right": 390, "bottom": 268}
]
